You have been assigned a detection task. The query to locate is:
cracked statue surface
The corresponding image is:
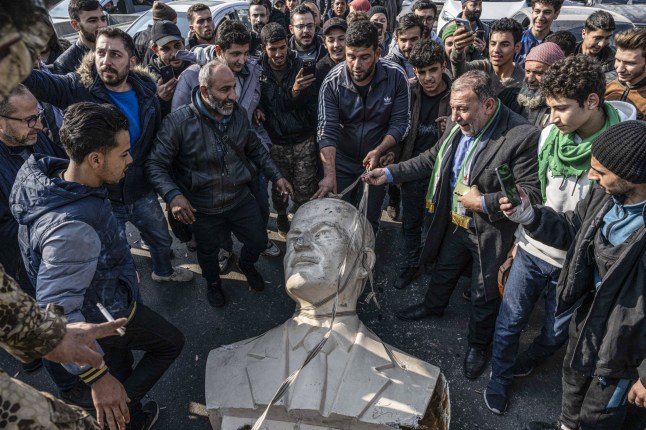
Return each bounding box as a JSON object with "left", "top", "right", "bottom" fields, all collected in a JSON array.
[{"left": 205, "top": 198, "right": 450, "bottom": 430}]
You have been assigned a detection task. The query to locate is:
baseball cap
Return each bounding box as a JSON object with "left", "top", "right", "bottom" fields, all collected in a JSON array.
[
  {"left": 152, "top": 20, "right": 183, "bottom": 47},
  {"left": 323, "top": 17, "right": 347, "bottom": 35}
]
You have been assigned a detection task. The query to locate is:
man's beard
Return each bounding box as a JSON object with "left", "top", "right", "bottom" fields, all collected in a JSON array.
[
  {"left": 206, "top": 92, "right": 235, "bottom": 116},
  {"left": 100, "top": 66, "right": 129, "bottom": 86},
  {"left": 464, "top": 10, "right": 481, "bottom": 21},
  {"left": 517, "top": 82, "right": 545, "bottom": 110},
  {"left": 252, "top": 23, "right": 265, "bottom": 34},
  {"left": 79, "top": 24, "right": 97, "bottom": 43}
]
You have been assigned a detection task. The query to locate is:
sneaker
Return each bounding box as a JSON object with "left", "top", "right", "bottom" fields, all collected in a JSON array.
[
  {"left": 394, "top": 266, "right": 419, "bottom": 290},
  {"left": 512, "top": 351, "right": 538, "bottom": 377},
  {"left": 207, "top": 281, "right": 226, "bottom": 308},
  {"left": 59, "top": 380, "right": 94, "bottom": 410},
  {"left": 287, "top": 212, "right": 294, "bottom": 222},
  {"left": 277, "top": 213, "right": 290, "bottom": 238},
  {"left": 483, "top": 385, "right": 508, "bottom": 415},
  {"left": 131, "top": 401, "right": 159, "bottom": 430},
  {"left": 218, "top": 249, "right": 233, "bottom": 273},
  {"left": 386, "top": 205, "right": 400, "bottom": 221},
  {"left": 22, "top": 358, "right": 43, "bottom": 373},
  {"left": 151, "top": 266, "right": 193, "bottom": 283},
  {"left": 237, "top": 262, "right": 265, "bottom": 291},
  {"left": 260, "top": 240, "right": 280, "bottom": 257},
  {"left": 139, "top": 238, "right": 150, "bottom": 251}
]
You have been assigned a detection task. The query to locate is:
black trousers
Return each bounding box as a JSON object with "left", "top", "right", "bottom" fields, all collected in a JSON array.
[
  {"left": 424, "top": 226, "right": 500, "bottom": 348},
  {"left": 98, "top": 303, "right": 184, "bottom": 426},
  {"left": 400, "top": 178, "right": 428, "bottom": 267},
  {"left": 190, "top": 194, "right": 267, "bottom": 285},
  {"left": 559, "top": 299, "right": 646, "bottom": 429}
]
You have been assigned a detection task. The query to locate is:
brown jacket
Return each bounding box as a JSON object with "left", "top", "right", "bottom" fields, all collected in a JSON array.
[{"left": 606, "top": 78, "right": 646, "bottom": 120}]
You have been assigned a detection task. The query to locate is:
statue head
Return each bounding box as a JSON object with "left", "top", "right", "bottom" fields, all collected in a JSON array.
[{"left": 284, "top": 198, "right": 376, "bottom": 315}]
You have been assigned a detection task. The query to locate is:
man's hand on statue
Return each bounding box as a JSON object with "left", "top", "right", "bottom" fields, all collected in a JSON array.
[
  {"left": 453, "top": 26, "right": 476, "bottom": 52},
  {"left": 275, "top": 178, "right": 294, "bottom": 202},
  {"left": 362, "top": 168, "right": 388, "bottom": 186},
  {"left": 312, "top": 175, "right": 336, "bottom": 199},
  {"left": 362, "top": 149, "right": 382, "bottom": 171},
  {"left": 457, "top": 185, "right": 483, "bottom": 212},
  {"left": 170, "top": 195, "right": 196, "bottom": 224},
  {"left": 45, "top": 319, "right": 127, "bottom": 368},
  {"left": 629, "top": 379, "right": 646, "bottom": 408},
  {"left": 92, "top": 373, "right": 130, "bottom": 430},
  {"left": 156, "top": 77, "right": 177, "bottom": 101},
  {"left": 379, "top": 152, "right": 395, "bottom": 166}
]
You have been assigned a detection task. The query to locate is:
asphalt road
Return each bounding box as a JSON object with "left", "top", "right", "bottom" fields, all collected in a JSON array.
[{"left": 0, "top": 204, "right": 566, "bottom": 430}]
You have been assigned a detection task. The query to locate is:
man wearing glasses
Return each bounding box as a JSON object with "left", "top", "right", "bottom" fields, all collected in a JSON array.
[
  {"left": 0, "top": 85, "right": 66, "bottom": 295},
  {"left": 412, "top": 0, "right": 443, "bottom": 46},
  {"left": 288, "top": 4, "right": 326, "bottom": 61}
]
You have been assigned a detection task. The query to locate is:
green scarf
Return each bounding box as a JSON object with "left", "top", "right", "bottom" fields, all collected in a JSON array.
[
  {"left": 425, "top": 100, "right": 501, "bottom": 213},
  {"left": 538, "top": 103, "right": 621, "bottom": 202}
]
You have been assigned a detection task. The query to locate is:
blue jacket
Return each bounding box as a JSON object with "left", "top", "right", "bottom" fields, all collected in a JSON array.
[
  {"left": 10, "top": 155, "right": 140, "bottom": 382},
  {"left": 0, "top": 134, "right": 66, "bottom": 280},
  {"left": 317, "top": 59, "right": 410, "bottom": 166},
  {"left": 22, "top": 53, "right": 161, "bottom": 205}
]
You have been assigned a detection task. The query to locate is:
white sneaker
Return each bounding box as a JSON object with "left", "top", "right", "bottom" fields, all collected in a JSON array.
[
  {"left": 260, "top": 241, "right": 280, "bottom": 257},
  {"left": 218, "top": 249, "right": 233, "bottom": 272},
  {"left": 152, "top": 266, "right": 193, "bottom": 283}
]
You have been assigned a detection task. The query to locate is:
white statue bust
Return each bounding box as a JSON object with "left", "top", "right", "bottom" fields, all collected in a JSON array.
[{"left": 205, "top": 199, "right": 449, "bottom": 430}]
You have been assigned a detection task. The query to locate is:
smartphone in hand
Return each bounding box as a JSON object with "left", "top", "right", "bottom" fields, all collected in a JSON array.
[
  {"left": 301, "top": 60, "right": 316, "bottom": 76},
  {"left": 454, "top": 17, "right": 473, "bottom": 32},
  {"left": 160, "top": 64, "right": 174, "bottom": 83},
  {"left": 495, "top": 163, "right": 521, "bottom": 207}
]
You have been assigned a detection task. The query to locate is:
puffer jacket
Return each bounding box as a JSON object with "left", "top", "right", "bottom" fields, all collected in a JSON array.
[
  {"left": 259, "top": 51, "right": 318, "bottom": 146},
  {"left": 146, "top": 88, "right": 283, "bottom": 212},
  {"left": 23, "top": 53, "right": 161, "bottom": 205},
  {"left": 524, "top": 185, "right": 646, "bottom": 384},
  {"left": 52, "top": 39, "right": 89, "bottom": 75}
]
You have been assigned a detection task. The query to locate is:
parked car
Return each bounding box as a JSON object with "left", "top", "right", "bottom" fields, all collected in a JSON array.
[
  {"left": 125, "top": 0, "right": 250, "bottom": 43},
  {"left": 565, "top": 0, "right": 646, "bottom": 28},
  {"left": 437, "top": 0, "right": 530, "bottom": 33},
  {"left": 511, "top": 5, "right": 634, "bottom": 45},
  {"left": 49, "top": 0, "right": 150, "bottom": 39}
]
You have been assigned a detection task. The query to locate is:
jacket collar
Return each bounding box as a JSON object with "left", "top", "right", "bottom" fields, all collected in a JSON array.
[{"left": 338, "top": 58, "right": 388, "bottom": 90}]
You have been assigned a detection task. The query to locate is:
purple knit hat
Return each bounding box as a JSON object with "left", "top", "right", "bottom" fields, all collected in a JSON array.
[{"left": 525, "top": 42, "right": 565, "bottom": 66}]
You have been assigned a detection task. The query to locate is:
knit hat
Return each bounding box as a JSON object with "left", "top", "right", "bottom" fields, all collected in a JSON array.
[
  {"left": 525, "top": 42, "right": 564, "bottom": 66},
  {"left": 442, "top": 23, "right": 457, "bottom": 41},
  {"left": 592, "top": 121, "right": 646, "bottom": 184},
  {"left": 368, "top": 5, "right": 387, "bottom": 17},
  {"left": 350, "top": 0, "right": 371, "bottom": 12},
  {"left": 152, "top": 1, "right": 177, "bottom": 22}
]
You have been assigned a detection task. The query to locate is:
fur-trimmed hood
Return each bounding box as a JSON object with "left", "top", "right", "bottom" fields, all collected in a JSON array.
[{"left": 76, "top": 51, "right": 157, "bottom": 88}]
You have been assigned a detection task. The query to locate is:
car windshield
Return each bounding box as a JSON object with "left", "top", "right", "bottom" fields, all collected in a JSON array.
[
  {"left": 599, "top": 0, "right": 646, "bottom": 3},
  {"left": 49, "top": 0, "right": 71, "bottom": 18},
  {"left": 127, "top": 11, "right": 190, "bottom": 38},
  {"left": 550, "top": 21, "right": 634, "bottom": 46}
]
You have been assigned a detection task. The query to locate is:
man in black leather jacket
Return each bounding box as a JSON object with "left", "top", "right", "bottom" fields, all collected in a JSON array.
[{"left": 146, "top": 60, "right": 293, "bottom": 308}]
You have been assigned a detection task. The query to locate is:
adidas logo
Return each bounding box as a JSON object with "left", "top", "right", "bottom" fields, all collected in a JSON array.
[{"left": 384, "top": 96, "right": 392, "bottom": 105}]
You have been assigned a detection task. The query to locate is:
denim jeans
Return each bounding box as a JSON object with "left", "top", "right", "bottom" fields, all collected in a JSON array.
[
  {"left": 490, "top": 246, "right": 569, "bottom": 390},
  {"left": 112, "top": 192, "right": 174, "bottom": 277},
  {"left": 424, "top": 227, "right": 501, "bottom": 348},
  {"left": 98, "top": 302, "right": 184, "bottom": 427},
  {"left": 190, "top": 194, "right": 267, "bottom": 285}
]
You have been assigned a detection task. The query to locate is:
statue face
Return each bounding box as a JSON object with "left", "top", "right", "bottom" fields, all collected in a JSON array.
[{"left": 284, "top": 199, "right": 361, "bottom": 305}]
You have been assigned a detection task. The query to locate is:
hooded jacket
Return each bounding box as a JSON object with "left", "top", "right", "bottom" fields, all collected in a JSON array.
[
  {"left": 385, "top": 44, "right": 415, "bottom": 78},
  {"left": 575, "top": 42, "right": 617, "bottom": 82},
  {"left": 288, "top": 35, "right": 326, "bottom": 62},
  {"left": 22, "top": 53, "right": 161, "bottom": 205},
  {"left": 146, "top": 88, "right": 283, "bottom": 212},
  {"left": 0, "top": 134, "right": 66, "bottom": 282},
  {"left": 259, "top": 51, "right": 318, "bottom": 146},
  {"left": 524, "top": 186, "right": 646, "bottom": 384}
]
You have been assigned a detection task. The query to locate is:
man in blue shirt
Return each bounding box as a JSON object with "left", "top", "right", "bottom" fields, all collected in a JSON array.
[{"left": 515, "top": 0, "right": 563, "bottom": 67}]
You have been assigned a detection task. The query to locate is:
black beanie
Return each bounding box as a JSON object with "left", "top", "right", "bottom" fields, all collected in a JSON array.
[
  {"left": 592, "top": 120, "right": 646, "bottom": 184},
  {"left": 368, "top": 5, "right": 387, "bottom": 17}
]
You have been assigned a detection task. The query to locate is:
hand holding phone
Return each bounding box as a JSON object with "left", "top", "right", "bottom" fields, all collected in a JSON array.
[
  {"left": 301, "top": 60, "right": 316, "bottom": 77},
  {"left": 495, "top": 163, "right": 521, "bottom": 207},
  {"left": 160, "top": 64, "right": 174, "bottom": 84}
]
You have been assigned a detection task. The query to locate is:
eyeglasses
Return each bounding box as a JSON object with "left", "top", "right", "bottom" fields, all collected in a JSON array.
[
  {"left": 294, "top": 23, "right": 315, "bottom": 31},
  {"left": 0, "top": 111, "right": 43, "bottom": 128}
]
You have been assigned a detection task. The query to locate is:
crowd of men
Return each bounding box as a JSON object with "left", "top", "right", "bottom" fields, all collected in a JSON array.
[{"left": 1, "top": 0, "right": 646, "bottom": 428}]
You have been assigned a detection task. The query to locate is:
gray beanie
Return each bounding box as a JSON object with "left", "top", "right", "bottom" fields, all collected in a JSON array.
[{"left": 592, "top": 121, "right": 646, "bottom": 184}]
